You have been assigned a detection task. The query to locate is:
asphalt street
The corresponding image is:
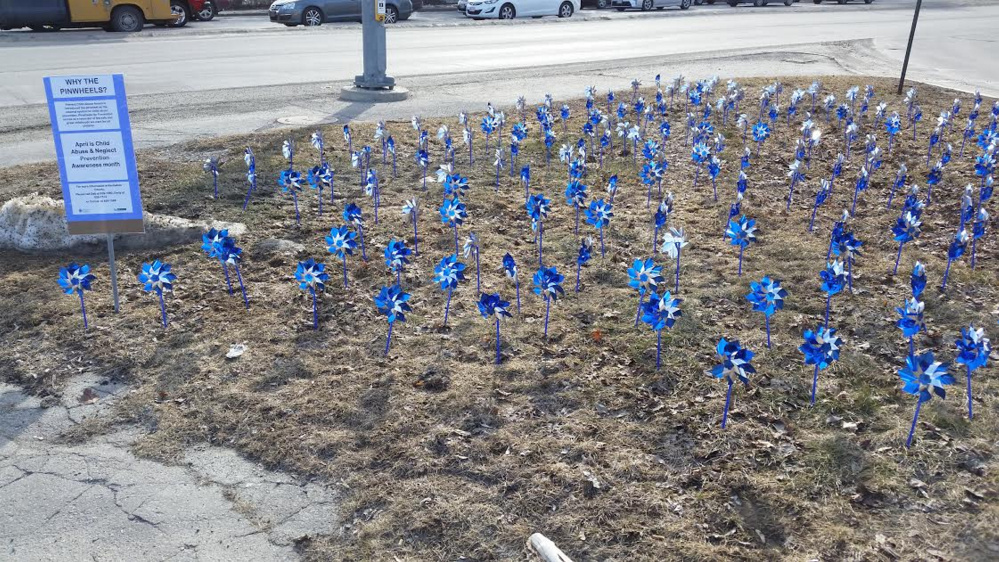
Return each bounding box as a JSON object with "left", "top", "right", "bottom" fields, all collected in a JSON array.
[{"left": 0, "top": 0, "right": 996, "bottom": 165}]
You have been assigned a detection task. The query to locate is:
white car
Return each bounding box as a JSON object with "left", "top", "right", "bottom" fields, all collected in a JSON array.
[
  {"left": 612, "top": 0, "right": 691, "bottom": 9},
  {"left": 465, "top": 0, "right": 579, "bottom": 19}
]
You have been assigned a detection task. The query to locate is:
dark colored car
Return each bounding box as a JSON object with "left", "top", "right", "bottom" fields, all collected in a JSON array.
[
  {"left": 580, "top": 0, "right": 611, "bottom": 7},
  {"left": 269, "top": 0, "right": 413, "bottom": 24}
]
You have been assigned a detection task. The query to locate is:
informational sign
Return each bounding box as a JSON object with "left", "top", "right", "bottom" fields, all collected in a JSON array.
[
  {"left": 375, "top": 0, "right": 386, "bottom": 22},
  {"left": 44, "top": 74, "right": 144, "bottom": 235}
]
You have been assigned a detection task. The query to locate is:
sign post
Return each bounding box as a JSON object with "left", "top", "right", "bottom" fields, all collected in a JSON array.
[
  {"left": 354, "top": 0, "right": 395, "bottom": 90},
  {"left": 897, "top": 0, "right": 923, "bottom": 95},
  {"left": 44, "top": 74, "right": 144, "bottom": 312}
]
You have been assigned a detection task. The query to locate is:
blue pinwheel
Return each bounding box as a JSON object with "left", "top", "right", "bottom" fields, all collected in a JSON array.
[
  {"left": 751, "top": 121, "right": 770, "bottom": 155},
  {"left": 971, "top": 207, "right": 989, "bottom": 270},
  {"left": 896, "top": 297, "right": 925, "bottom": 358},
  {"left": 885, "top": 112, "right": 902, "bottom": 154},
  {"left": 219, "top": 238, "right": 249, "bottom": 309},
  {"left": 800, "top": 326, "right": 843, "bottom": 405},
  {"left": 308, "top": 163, "right": 334, "bottom": 213},
  {"left": 478, "top": 293, "right": 513, "bottom": 364},
  {"left": 462, "top": 232, "right": 482, "bottom": 293},
  {"left": 325, "top": 225, "right": 357, "bottom": 288},
  {"left": 746, "top": 277, "right": 786, "bottom": 349},
  {"left": 433, "top": 254, "right": 465, "bottom": 327},
  {"left": 585, "top": 198, "right": 613, "bottom": 257},
  {"left": 565, "top": 180, "right": 589, "bottom": 234},
  {"left": 910, "top": 261, "right": 927, "bottom": 299},
  {"left": 899, "top": 352, "right": 953, "bottom": 448},
  {"left": 402, "top": 198, "right": 419, "bottom": 256},
  {"left": 886, "top": 163, "right": 907, "bottom": 210},
  {"left": 242, "top": 147, "right": 256, "bottom": 211},
  {"left": 787, "top": 160, "right": 805, "bottom": 210},
  {"left": 575, "top": 237, "right": 592, "bottom": 293},
  {"left": 375, "top": 284, "right": 411, "bottom": 356},
  {"left": 526, "top": 193, "right": 551, "bottom": 266},
  {"left": 533, "top": 266, "right": 565, "bottom": 339},
  {"left": 926, "top": 161, "right": 943, "bottom": 203},
  {"left": 387, "top": 135, "right": 397, "bottom": 177},
  {"left": 708, "top": 338, "right": 755, "bottom": 429},
  {"left": 312, "top": 129, "right": 325, "bottom": 164},
  {"left": 58, "top": 263, "right": 96, "bottom": 330},
  {"left": 503, "top": 253, "right": 521, "bottom": 314},
  {"left": 691, "top": 142, "right": 710, "bottom": 188},
  {"left": 707, "top": 156, "right": 722, "bottom": 201},
  {"left": 282, "top": 138, "right": 294, "bottom": 170},
  {"left": 278, "top": 170, "right": 304, "bottom": 225},
  {"left": 342, "top": 203, "right": 367, "bottom": 261},
  {"left": 203, "top": 156, "right": 221, "bottom": 199},
  {"left": 809, "top": 179, "right": 832, "bottom": 233},
  {"left": 819, "top": 260, "right": 847, "bottom": 328},
  {"left": 955, "top": 325, "right": 991, "bottom": 420},
  {"left": 202, "top": 228, "right": 235, "bottom": 296},
  {"left": 724, "top": 215, "right": 757, "bottom": 277},
  {"left": 295, "top": 259, "right": 328, "bottom": 330},
  {"left": 941, "top": 228, "right": 970, "bottom": 291},
  {"left": 641, "top": 291, "right": 682, "bottom": 371},
  {"left": 439, "top": 196, "right": 467, "bottom": 255},
  {"left": 138, "top": 260, "right": 177, "bottom": 328},
  {"left": 628, "top": 258, "right": 663, "bottom": 327},
  {"left": 891, "top": 212, "right": 922, "bottom": 275},
  {"left": 831, "top": 230, "right": 863, "bottom": 292},
  {"left": 661, "top": 227, "right": 688, "bottom": 294},
  {"left": 384, "top": 239, "right": 411, "bottom": 286}
]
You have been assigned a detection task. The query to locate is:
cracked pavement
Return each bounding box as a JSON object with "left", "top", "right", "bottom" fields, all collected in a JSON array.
[{"left": 1, "top": 375, "right": 338, "bottom": 561}]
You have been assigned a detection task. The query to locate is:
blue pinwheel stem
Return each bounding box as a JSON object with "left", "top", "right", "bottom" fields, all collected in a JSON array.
[
  {"left": 737, "top": 246, "right": 744, "bottom": 277},
  {"left": 392, "top": 153, "right": 397, "bottom": 177},
  {"left": 893, "top": 243, "right": 904, "bottom": 275},
  {"left": 396, "top": 268, "right": 401, "bottom": 286},
  {"left": 312, "top": 290, "right": 318, "bottom": 331},
  {"left": 543, "top": 295, "right": 551, "bottom": 339},
  {"left": 712, "top": 179, "right": 718, "bottom": 202},
  {"left": 212, "top": 174, "right": 218, "bottom": 199},
  {"left": 412, "top": 215, "right": 419, "bottom": 256},
  {"left": 78, "top": 290, "right": 88, "bottom": 330},
  {"left": 941, "top": 257, "right": 954, "bottom": 291},
  {"left": 359, "top": 225, "right": 368, "bottom": 261},
  {"left": 655, "top": 329, "right": 662, "bottom": 371},
  {"left": 495, "top": 318, "right": 501, "bottom": 365},
  {"left": 808, "top": 201, "right": 819, "bottom": 233},
  {"left": 646, "top": 184, "right": 653, "bottom": 208},
  {"left": 385, "top": 321, "right": 393, "bottom": 356},
  {"left": 453, "top": 226, "right": 459, "bottom": 255},
  {"left": 906, "top": 399, "right": 923, "bottom": 448},
  {"left": 971, "top": 237, "right": 979, "bottom": 270},
  {"left": 242, "top": 181, "right": 254, "bottom": 211},
  {"left": 475, "top": 249, "right": 481, "bottom": 294},
  {"left": 574, "top": 205, "right": 580, "bottom": 235},
  {"left": 233, "top": 264, "right": 249, "bottom": 309},
  {"left": 538, "top": 222, "right": 544, "bottom": 266},
  {"left": 220, "top": 261, "right": 234, "bottom": 295},
  {"left": 908, "top": 337, "right": 914, "bottom": 359},
  {"left": 652, "top": 226, "right": 658, "bottom": 255},
  {"left": 600, "top": 228, "right": 606, "bottom": 258},
  {"left": 292, "top": 191, "right": 300, "bottom": 225},
  {"left": 674, "top": 250, "right": 681, "bottom": 294},
  {"left": 444, "top": 288, "right": 453, "bottom": 326},
  {"left": 423, "top": 165, "right": 428, "bottom": 190},
  {"left": 693, "top": 166, "right": 700, "bottom": 189},
  {"left": 810, "top": 364, "right": 821, "bottom": 405},
  {"left": 824, "top": 294, "right": 831, "bottom": 329},
  {"left": 317, "top": 186, "right": 323, "bottom": 217},
  {"left": 888, "top": 135, "right": 894, "bottom": 156},
  {"left": 786, "top": 179, "right": 795, "bottom": 210},
  {"left": 847, "top": 259, "right": 853, "bottom": 292},
  {"left": 850, "top": 187, "right": 859, "bottom": 217},
  {"left": 722, "top": 379, "right": 733, "bottom": 429},
  {"left": 342, "top": 255, "right": 349, "bottom": 289},
  {"left": 765, "top": 316, "right": 771, "bottom": 349},
  {"left": 575, "top": 263, "right": 581, "bottom": 294},
  {"left": 158, "top": 291, "right": 168, "bottom": 328},
  {"left": 967, "top": 364, "right": 974, "bottom": 420}
]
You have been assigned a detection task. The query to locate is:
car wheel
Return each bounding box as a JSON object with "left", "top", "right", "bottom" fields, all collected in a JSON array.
[
  {"left": 680, "top": 0, "right": 691, "bottom": 7},
  {"left": 384, "top": 5, "right": 399, "bottom": 22},
  {"left": 864, "top": 0, "right": 873, "bottom": 3},
  {"left": 197, "top": 1, "right": 217, "bottom": 21},
  {"left": 303, "top": 7, "right": 323, "bottom": 26},
  {"left": 641, "top": 0, "right": 652, "bottom": 10},
  {"left": 597, "top": 0, "right": 609, "bottom": 6},
  {"left": 558, "top": 1, "right": 574, "bottom": 16},
  {"left": 111, "top": 6, "right": 145, "bottom": 31},
  {"left": 813, "top": 0, "right": 821, "bottom": 3},
  {"left": 168, "top": 1, "right": 189, "bottom": 27},
  {"left": 499, "top": 3, "right": 515, "bottom": 18},
  {"left": 706, "top": 0, "right": 715, "bottom": 3},
  {"left": 784, "top": 0, "right": 792, "bottom": 4},
  {"left": 837, "top": 0, "right": 846, "bottom": 3}
]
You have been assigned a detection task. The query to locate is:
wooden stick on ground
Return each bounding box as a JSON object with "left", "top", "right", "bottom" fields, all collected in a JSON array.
[{"left": 528, "top": 533, "right": 574, "bottom": 562}]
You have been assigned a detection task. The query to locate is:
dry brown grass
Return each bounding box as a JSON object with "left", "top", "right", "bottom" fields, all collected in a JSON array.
[{"left": 2, "top": 76, "right": 999, "bottom": 561}]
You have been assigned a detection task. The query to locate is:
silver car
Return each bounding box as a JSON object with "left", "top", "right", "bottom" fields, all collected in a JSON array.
[{"left": 269, "top": 0, "right": 413, "bottom": 25}]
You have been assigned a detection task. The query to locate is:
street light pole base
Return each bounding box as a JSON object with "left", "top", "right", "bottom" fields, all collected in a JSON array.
[{"left": 339, "top": 85, "right": 410, "bottom": 103}]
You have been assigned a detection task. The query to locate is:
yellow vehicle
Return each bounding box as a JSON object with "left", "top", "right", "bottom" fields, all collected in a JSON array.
[{"left": 0, "top": 0, "right": 182, "bottom": 33}]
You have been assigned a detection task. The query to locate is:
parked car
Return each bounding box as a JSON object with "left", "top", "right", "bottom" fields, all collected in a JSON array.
[
  {"left": 191, "top": 0, "right": 220, "bottom": 21},
  {"left": 269, "top": 0, "right": 413, "bottom": 24},
  {"left": 464, "top": 0, "right": 579, "bottom": 19},
  {"left": 580, "top": 0, "right": 612, "bottom": 8},
  {"left": 166, "top": 1, "right": 212, "bottom": 26},
  {"left": 0, "top": 0, "right": 181, "bottom": 32},
  {"left": 612, "top": 0, "right": 690, "bottom": 10},
  {"left": 722, "top": 0, "right": 796, "bottom": 5}
]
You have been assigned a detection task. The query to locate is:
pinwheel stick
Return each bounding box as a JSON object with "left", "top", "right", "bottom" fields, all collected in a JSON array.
[
  {"left": 941, "top": 257, "right": 954, "bottom": 291},
  {"left": 600, "top": 228, "right": 606, "bottom": 258},
  {"left": 317, "top": 186, "right": 324, "bottom": 217},
  {"left": 893, "top": 242, "right": 905, "bottom": 275},
  {"left": 765, "top": 316, "right": 771, "bottom": 349},
  {"left": 722, "top": 379, "right": 734, "bottom": 429},
  {"left": 738, "top": 247, "right": 745, "bottom": 277},
  {"left": 538, "top": 222, "right": 544, "bottom": 266},
  {"left": 906, "top": 399, "right": 923, "bottom": 448},
  {"left": 444, "top": 288, "right": 453, "bottom": 326},
  {"left": 967, "top": 365, "right": 974, "bottom": 420},
  {"left": 655, "top": 329, "right": 662, "bottom": 371},
  {"left": 543, "top": 295, "right": 551, "bottom": 339},
  {"left": 233, "top": 264, "right": 249, "bottom": 309},
  {"left": 515, "top": 279, "right": 521, "bottom": 314},
  {"left": 359, "top": 225, "right": 368, "bottom": 261},
  {"left": 385, "top": 322, "right": 393, "bottom": 356},
  {"left": 674, "top": 249, "right": 681, "bottom": 293},
  {"left": 158, "top": 292, "right": 168, "bottom": 328},
  {"left": 634, "top": 293, "right": 643, "bottom": 327},
  {"left": 453, "top": 226, "right": 460, "bottom": 255},
  {"left": 412, "top": 214, "right": 419, "bottom": 256},
  {"left": 212, "top": 173, "right": 218, "bottom": 199},
  {"left": 341, "top": 255, "right": 349, "bottom": 289},
  {"left": 495, "top": 318, "right": 502, "bottom": 365},
  {"left": 292, "top": 192, "right": 300, "bottom": 225},
  {"left": 311, "top": 290, "right": 319, "bottom": 331},
  {"left": 810, "top": 364, "right": 821, "bottom": 405},
  {"left": 475, "top": 249, "right": 481, "bottom": 294},
  {"left": 808, "top": 201, "right": 820, "bottom": 232},
  {"left": 78, "top": 291, "right": 89, "bottom": 331},
  {"left": 823, "top": 295, "right": 832, "bottom": 329},
  {"left": 221, "top": 262, "right": 234, "bottom": 295},
  {"left": 575, "top": 263, "right": 581, "bottom": 294}
]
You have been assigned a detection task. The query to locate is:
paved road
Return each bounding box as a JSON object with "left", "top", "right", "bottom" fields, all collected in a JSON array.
[{"left": 0, "top": 0, "right": 996, "bottom": 165}]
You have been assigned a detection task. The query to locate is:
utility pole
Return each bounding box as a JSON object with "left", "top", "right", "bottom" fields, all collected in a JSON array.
[
  {"left": 897, "top": 0, "right": 923, "bottom": 95},
  {"left": 342, "top": 0, "right": 408, "bottom": 101}
]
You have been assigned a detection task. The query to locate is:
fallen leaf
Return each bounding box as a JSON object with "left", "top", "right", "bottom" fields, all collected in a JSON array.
[{"left": 78, "top": 388, "right": 100, "bottom": 405}]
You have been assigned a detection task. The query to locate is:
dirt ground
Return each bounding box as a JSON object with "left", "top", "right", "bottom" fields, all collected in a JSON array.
[{"left": 2, "top": 75, "right": 998, "bottom": 561}]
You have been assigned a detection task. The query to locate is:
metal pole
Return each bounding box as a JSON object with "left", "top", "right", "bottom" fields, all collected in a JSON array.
[
  {"left": 107, "top": 233, "right": 120, "bottom": 313},
  {"left": 897, "top": 0, "right": 923, "bottom": 95},
  {"left": 354, "top": 0, "right": 395, "bottom": 90}
]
